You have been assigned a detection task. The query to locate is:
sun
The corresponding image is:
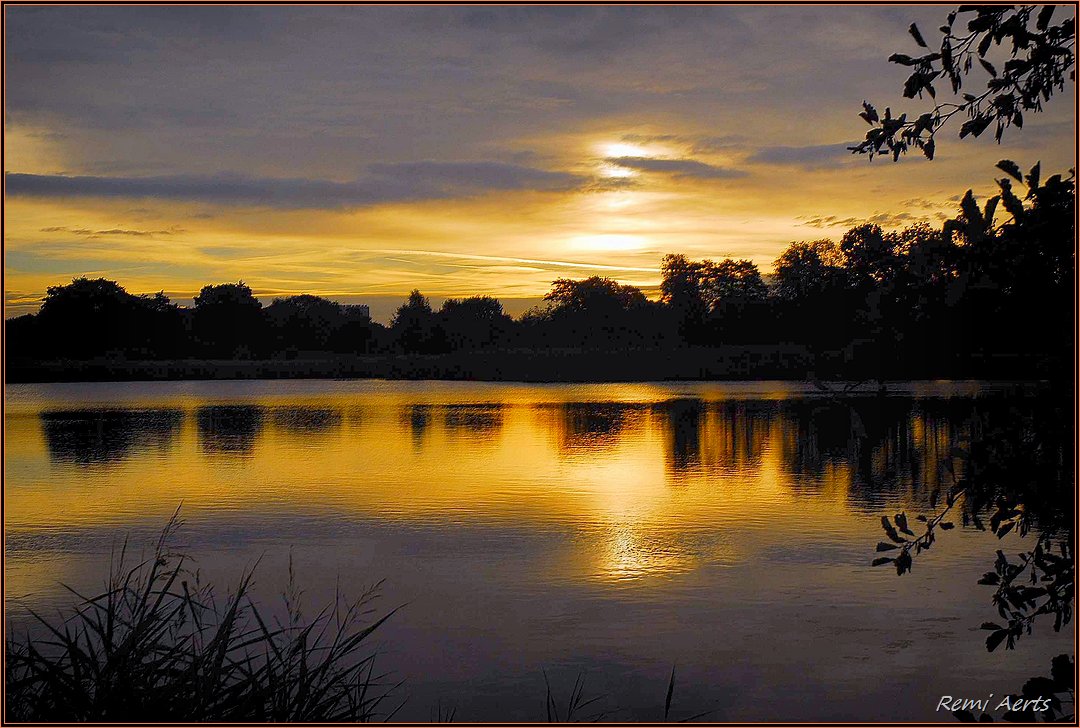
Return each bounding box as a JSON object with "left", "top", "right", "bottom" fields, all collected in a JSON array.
[{"left": 600, "top": 142, "right": 650, "bottom": 159}]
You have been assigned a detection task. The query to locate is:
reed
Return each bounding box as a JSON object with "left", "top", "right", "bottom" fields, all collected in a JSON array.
[{"left": 5, "top": 511, "right": 401, "bottom": 722}]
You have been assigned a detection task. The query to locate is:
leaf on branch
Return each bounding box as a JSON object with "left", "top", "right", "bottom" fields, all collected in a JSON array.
[
  {"left": 909, "top": 23, "right": 928, "bottom": 47},
  {"left": 979, "top": 58, "right": 997, "bottom": 77},
  {"left": 985, "top": 629, "right": 1009, "bottom": 652},
  {"left": 871, "top": 557, "right": 895, "bottom": 567},
  {"left": 890, "top": 53, "right": 918, "bottom": 66},
  {"left": 1025, "top": 162, "right": 1040, "bottom": 193},
  {"left": 877, "top": 542, "right": 899, "bottom": 552},
  {"left": 881, "top": 516, "right": 905, "bottom": 543},
  {"left": 1050, "top": 654, "right": 1073, "bottom": 689},
  {"left": 996, "top": 159, "right": 1023, "bottom": 181},
  {"left": 960, "top": 115, "right": 993, "bottom": 138},
  {"left": 960, "top": 189, "right": 982, "bottom": 224},
  {"left": 1036, "top": 5, "right": 1055, "bottom": 31},
  {"left": 997, "top": 178, "right": 1026, "bottom": 219},
  {"left": 895, "top": 551, "right": 913, "bottom": 576},
  {"left": 895, "top": 512, "right": 914, "bottom": 535}
]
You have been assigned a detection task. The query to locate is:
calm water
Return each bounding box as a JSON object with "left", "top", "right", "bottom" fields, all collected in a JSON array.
[{"left": 4, "top": 380, "right": 1070, "bottom": 721}]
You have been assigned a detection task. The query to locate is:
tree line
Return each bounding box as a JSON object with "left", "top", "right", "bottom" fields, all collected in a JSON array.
[{"left": 5, "top": 161, "right": 1072, "bottom": 380}]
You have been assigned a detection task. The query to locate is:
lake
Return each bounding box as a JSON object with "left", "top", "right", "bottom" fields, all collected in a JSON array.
[{"left": 4, "top": 379, "right": 1071, "bottom": 721}]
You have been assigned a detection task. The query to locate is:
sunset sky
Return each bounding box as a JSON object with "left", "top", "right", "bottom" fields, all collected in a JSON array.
[{"left": 4, "top": 5, "right": 1075, "bottom": 321}]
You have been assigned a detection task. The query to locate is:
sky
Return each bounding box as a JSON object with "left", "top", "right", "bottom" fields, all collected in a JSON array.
[{"left": 4, "top": 5, "right": 1075, "bottom": 321}]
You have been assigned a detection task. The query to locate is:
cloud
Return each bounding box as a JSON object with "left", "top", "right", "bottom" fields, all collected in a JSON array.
[
  {"left": 581, "top": 176, "right": 640, "bottom": 193},
  {"left": 6, "top": 162, "right": 584, "bottom": 209},
  {"left": 798, "top": 211, "right": 937, "bottom": 229},
  {"left": 619, "top": 133, "right": 746, "bottom": 154},
  {"left": 40, "top": 225, "right": 182, "bottom": 238},
  {"left": 748, "top": 142, "right": 859, "bottom": 169},
  {"left": 366, "top": 248, "right": 658, "bottom": 274},
  {"left": 606, "top": 156, "right": 746, "bottom": 180}
]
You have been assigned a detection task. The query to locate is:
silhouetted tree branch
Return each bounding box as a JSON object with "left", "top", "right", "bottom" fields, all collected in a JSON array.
[{"left": 851, "top": 5, "right": 1074, "bottom": 161}]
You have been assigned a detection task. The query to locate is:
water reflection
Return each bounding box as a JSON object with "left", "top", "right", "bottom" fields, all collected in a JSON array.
[
  {"left": 7, "top": 382, "right": 1069, "bottom": 723},
  {"left": 404, "top": 404, "right": 432, "bottom": 448},
  {"left": 270, "top": 406, "right": 343, "bottom": 436},
  {"left": 556, "top": 403, "right": 639, "bottom": 454},
  {"left": 196, "top": 405, "right": 264, "bottom": 455},
  {"left": 443, "top": 404, "right": 503, "bottom": 440},
  {"left": 21, "top": 388, "right": 1050, "bottom": 536},
  {"left": 653, "top": 399, "right": 704, "bottom": 476},
  {"left": 40, "top": 409, "right": 183, "bottom": 465},
  {"left": 702, "top": 401, "right": 772, "bottom": 472},
  {"left": 31, "top": 391, "right": 993, "bottom": 516},
  {"left": 32, "top": 397, "right": 990, "bottom": 505}
]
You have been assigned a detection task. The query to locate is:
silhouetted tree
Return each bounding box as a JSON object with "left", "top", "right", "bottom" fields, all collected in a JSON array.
[
  {"left": 699, "top": 258, "right": 770, "bottom": 343},
  {"left": 540, "top": 276, "right": 658, "bottom": 349},
  {"left": 660, "top": 256, "right": 771, "bottom": 345},
  {"left": 880, "top": 223, "right": 962, "bottom": 374},
  {"left": 25, "top": 278, "right": 186, "bottom": 359},
  {"left": 391, "top": 289, "right": 438, "bottom": 354},
  {"left": 771, "top": 240, "right": 858, "bottom": 364},
  {"left": 660, "top": 254, "right": 707, "bottom": 344},
  {"left": 438, "top": 296, "right": 512, "bottom": 351},
  {"left": 193, "top": 282, "right": 264, "bottom": 358},
  {"left": 701, "top": 259, "right": 768, "bottom": 309},
  {"left": 545, "top": 276, "right": 647, "bottom": 314},
  {"left": 773, "top": 239, "right": 846, "bottom": 302},
  {"left": 265, "top": 295, "right": 374, "bottom": 354},
  {"left": 946, "top": 161, "right": 1075, "bottom": 378},
  {"left": 840, "top": 224, "right": 897, "bottom": 288}
]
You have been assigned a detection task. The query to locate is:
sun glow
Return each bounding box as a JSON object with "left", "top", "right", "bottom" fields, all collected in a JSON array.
[
  {"left": 600, "top": 142, "right": 651, "bottom": 158},
  {"left": 568, "top": 233, "right": 647, "bottom": 252},
  {"left": 602, "top": 192, "right": 638, "bottom": 209},
  {"left": 598, "top": 162, "right": 636, "bottom": 178}
]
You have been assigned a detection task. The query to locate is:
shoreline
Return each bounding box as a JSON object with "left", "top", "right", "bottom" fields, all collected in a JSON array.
[{"left": 5, "top": 345, "right": 1058, "bottom": 385}]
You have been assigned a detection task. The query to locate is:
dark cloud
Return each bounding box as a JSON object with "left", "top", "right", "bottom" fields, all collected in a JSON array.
[
  {"left": 748, "top": 142, "right": 860, "bottom": 169},
  {"left": 5, "top": 5, "right": 1071, "bottom": 183},
  {"left": 40, "top": 225, "right": 181, "bottom": 238},
  {"left": 6, "top": 162, "right": 585, "bottom": 209},
  {"left": 418, "top": 6, "right": 720, "bottom": 57},
  {"left": 582, "top": 177, "right": 641, "bottom": 193},
  {"left": 899, "top": 197, "right": 943, "bottom": 210},
  {"left": 607, "top": 157, "right": 746, "bottom": 180},
  {"left": 798, "top": 211, "right": 936, "bottom": 229}
]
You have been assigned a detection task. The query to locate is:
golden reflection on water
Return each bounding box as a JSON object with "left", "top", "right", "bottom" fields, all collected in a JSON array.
[{"left": 5, "top": 382, "right": 974, "bottom": 586}]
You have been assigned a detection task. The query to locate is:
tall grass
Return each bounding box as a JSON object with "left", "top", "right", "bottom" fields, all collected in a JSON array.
[{"left": 5, "top": 512, "right": 401, "bottom": 722}]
